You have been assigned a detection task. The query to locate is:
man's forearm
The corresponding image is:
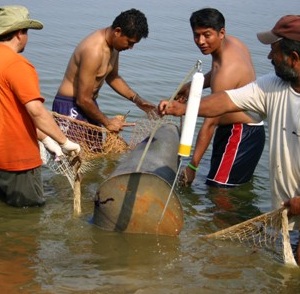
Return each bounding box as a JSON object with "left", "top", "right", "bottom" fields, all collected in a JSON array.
[
  {"left": 199, "top": 92, "right": 239, "bottom": 117},
  {"left": 107, "top": 75, "right": 136, "bottom": 101},
  {"left": 76, "top": 98, "right": 109, "bottom": 126},
  {"left": 26, "top": 101, "right": 67, "bottom": 144}
]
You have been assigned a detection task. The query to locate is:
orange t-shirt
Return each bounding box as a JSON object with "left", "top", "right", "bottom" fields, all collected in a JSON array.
[{"left": 0, "top": 44, "right": 45, "bottom": 171}]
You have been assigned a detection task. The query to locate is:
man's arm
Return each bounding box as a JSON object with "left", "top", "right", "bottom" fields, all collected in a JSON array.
[
  {"left": 27, "top": 100, "right": 68, "bottom": 144},
  {"left": 203, "top": 71, "right": 211, "bottom": 89},
  {"left": 158, "top": 91, "right": 241, "bottom": 117},
  {"left": 25, "top": 100, "right": 80, "bottom": 155},
  {"left": 105, "top": 56, "right": 157, "bottom": 116},
  {"left": 105, "top": 55, "right": 136, "bottom": 100},
  {"left": 182, "top": 117, "right": 219, "bottom": 185},
  {"left": 74, "top": 50, "right": 124, "bottom": 131},
  {"left": 173, "top": 71, "right": 211, "bottom": 104}
]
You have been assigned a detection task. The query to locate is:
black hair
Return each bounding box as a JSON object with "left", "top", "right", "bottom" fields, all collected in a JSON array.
[
  {"left": 0, "top": 28, "right": 28, "bottom": 42},
  {"left": 0, "top": 30, "right": 15, "bottom": 41},
  {"left": 190, "top": 8, "right": 225, "bottom": 32},
  {"left": 112, "top": 8, "right": 148, "bottom": 40}
]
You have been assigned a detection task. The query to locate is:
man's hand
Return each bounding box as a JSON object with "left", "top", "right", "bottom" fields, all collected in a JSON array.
[
  {"left": 41, "top": 136, "right": 63, "bottom": 158},
  {"left": 60, "top": 138, "right": 81, "bottom": 156},
  {"left": 134, "top": 95, "right": 158, "bottom": 119},
  {"left": 158, "top": 100, "right": 187, "bottom": 116},
  {"left": 283, "top": 196, "right": 300, "bottom": 216},
  {"left": 174, "top": 82, "right": 190, "bottom": 103},
  {"left": 178, "top": 166, "right": 196, "bottom": 187},
  {"left": 105, "top": 116, "right": 126, "bottom": 132}
]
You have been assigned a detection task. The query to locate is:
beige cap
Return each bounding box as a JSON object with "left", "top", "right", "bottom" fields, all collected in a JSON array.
[{"left": 0, "top": 5, "right": 43, "bottom": 36}]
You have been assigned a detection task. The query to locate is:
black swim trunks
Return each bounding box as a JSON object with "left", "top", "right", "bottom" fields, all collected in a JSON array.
[{"left": 205, "top": 123, "right": 265, "bottom": 187}]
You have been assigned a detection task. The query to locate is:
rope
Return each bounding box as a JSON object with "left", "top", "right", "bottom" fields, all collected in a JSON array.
[{"left": 135, "top": 62, "right": 199, "bottom": 172}]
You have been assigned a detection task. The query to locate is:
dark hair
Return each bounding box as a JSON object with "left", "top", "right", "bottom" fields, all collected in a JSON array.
[
  {"left": 0, "top": 30, "right": 15, "bottom": 41},
  {"left": 112, "top": 8, "right": 148, "bottom": 40},
  {"left": 190, "top": 8, "right": 225, "bottom": 32},
  {"left": 279, "top": 38, "right": 300, "bottom": 56},
  {"left": 0, "top": 28, "right": 28, "bottom": 42}
]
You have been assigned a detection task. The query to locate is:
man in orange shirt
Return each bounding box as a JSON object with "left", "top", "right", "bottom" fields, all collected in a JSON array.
[{"left": 0, "top": 5, "right": 81, "bottom": 207}]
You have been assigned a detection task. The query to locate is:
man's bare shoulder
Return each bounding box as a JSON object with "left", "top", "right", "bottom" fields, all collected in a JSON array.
[
  {"left": 74, "top": 29, "right": 107, "bottom": 55},
  {"left": 211, "top": 36, "right": 255, "bottom": 91},
  {"left": 224, "top": 36, "right": 253, "bottom": 62}
]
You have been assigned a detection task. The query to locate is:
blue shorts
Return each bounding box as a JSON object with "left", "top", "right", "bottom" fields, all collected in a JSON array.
[
  {"left": 52, "top": 94, "right": 100, "bottom": 126},
  {"left": 206, "top": 123, "right": 265, "bottom": 187}
]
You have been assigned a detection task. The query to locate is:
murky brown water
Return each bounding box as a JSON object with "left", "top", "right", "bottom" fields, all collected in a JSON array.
[{"left": 2, "top": 0, "right": 300, "bottom": 293}]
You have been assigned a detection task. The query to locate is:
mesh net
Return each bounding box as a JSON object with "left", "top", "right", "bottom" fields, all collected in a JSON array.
[
  {"left": 202, "top": 207, "right": 297, "bottom": 266},
  {"left": 47, "top": 112, "right": 132, "bottom": 185},
  {"left": 52, "top": 112, "right": 130, "bottom": 158},
  {"left": 41, "top": 112, "right": 181, "bottom": 214},
  {"left": 40, "top": 142, "right": 83, "bottom": 189},
  {"left": 129, "top": 115, "right": 181, "bottom": 149}
]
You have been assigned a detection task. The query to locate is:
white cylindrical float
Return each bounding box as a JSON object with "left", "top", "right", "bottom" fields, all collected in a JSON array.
[{"left": 178, "top": 71, "right": 204, "bottom": 157}]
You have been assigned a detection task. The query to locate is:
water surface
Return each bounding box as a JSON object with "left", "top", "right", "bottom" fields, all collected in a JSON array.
[{"left": 1, "top": 0, "right": 300, "bottom": 293}]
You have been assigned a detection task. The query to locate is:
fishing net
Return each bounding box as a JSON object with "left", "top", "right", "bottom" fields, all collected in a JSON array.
[
  {"left": 51, "top": 112, "right": 131, "bottom": 177},
  {"left": 41, "top": 112, "right": 180, "bottom": 214},
  {"left": 202, "top": 207, "right": 298, "bottom": 266},
  {"left": 52, "top": 112, "right": 130, "bottom": 158},
  {"left": 40, "top": 112, "right": 131, "bottom": 214},
  {"left": 128, "top": 115, "right": 181, "bottom": 149},
  {"left": 41, "top": 61, "right": 194, "bottom": 215}
]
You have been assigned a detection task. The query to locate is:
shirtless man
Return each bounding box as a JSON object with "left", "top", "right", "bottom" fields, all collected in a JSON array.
[
  {"left": 52, "top": 9, "right": 156, "bottom": 132},
  {"left": 178, "top": 8, "right": 265, "bottom": 187}
]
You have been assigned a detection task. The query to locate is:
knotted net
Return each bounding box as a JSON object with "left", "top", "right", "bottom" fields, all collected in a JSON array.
[
  {"left": 202, "top": 207, "right": 297, "bottom": 266},
  {"left": 41, "top": 112, "right": 179, "bottom": 215},
  {"left": 41, "top": 112, "right": 132, "bottom": 214}
]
